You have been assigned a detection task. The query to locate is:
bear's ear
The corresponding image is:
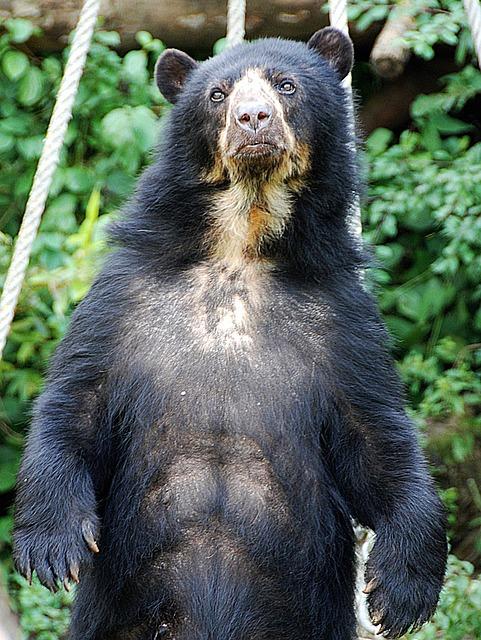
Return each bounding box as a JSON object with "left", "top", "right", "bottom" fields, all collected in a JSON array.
[
  {"left": 155, "top": 49, "right": 198, "bottom": 104},
  {"left": 307, "top": 27, "right": 354, "bottom": 80}
]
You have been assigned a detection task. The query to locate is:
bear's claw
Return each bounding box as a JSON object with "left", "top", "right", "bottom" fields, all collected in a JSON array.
[
  {"left": 13, "top": 516, "right": 99, "bottom": 591},
  {"left": 82, "top": 519, "right": 100, "bottom": 554}
]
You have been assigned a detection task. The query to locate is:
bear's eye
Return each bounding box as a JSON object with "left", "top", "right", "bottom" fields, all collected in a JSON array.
[
  {"left": 277, "top": 80, "right": 296, "bottom": 95},
  {"left": 210, "top": 89, "right": 226, "bottom": 103}
]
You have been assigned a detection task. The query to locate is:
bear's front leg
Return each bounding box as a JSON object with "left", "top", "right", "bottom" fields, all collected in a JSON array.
[
  {"left": 324, "top": 287, "right": 448, "bottom": 638},
  {"left": 329, "top": 398, "right": 447, "bottom": 639},
  {"left": 14, "top": 385, "right": 101, "bottom": 591},
  {"left": 13, "top": 304, "right": 106, "bottom": 592}
]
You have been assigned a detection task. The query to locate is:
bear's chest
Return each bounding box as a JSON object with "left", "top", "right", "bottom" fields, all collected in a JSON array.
[
  {"left": 122, "top": 262, "right": 332, "bottom": 375},
  {"left": 113, "top": 261, "right": 335, "bottom": 435}
]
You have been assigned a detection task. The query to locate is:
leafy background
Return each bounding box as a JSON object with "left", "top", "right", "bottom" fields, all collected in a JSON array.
[{"left": 1, "top": 1, "right": 481, "bottom": 637}]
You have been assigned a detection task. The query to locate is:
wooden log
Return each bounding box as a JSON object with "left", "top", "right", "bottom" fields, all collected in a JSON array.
[
  {"left": 370, "top": 4, "right": 415, "bottom": 79},
  {"left": 0, "top": 0, "right": 375, "bottom": 53}
]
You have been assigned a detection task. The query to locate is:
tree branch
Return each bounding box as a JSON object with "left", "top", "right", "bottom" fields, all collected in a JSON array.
[{"left": 370, "top": 4, "right": 415, "bottom": 79}]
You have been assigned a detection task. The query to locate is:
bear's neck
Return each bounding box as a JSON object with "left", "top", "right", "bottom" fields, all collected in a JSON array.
[
  {"left": 207, "top": 178, "right": 294, "bottom": 265},
  {"left": 111, "top": 155, "right": 364, "bottom": 280}
]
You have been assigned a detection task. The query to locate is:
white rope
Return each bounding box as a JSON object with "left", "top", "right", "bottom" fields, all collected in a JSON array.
[
  {"left": 329, "top": 3, "right": 378, "bottom": 638},
  {"left": 329, "top": 0, "right": 361, "bottom": 239},
  {"left": 329, "top": 2, "right": 353, "bottom": 91},
  {"left": 329, "top": 3, "right": 349, "bottom": 37},
  {"left": 226, "top": 0, "right": 246, "bottom": 47},
  {"left": 464, "top": 0, "right": 481, "bottom": 67},
  {"left": 0, "top": 0, "right": 101, "bottom": 359}
]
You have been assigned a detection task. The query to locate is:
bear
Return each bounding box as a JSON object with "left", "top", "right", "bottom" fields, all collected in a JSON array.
[{"left": 13, "top": 27, "right": 447, "bottom": 640}]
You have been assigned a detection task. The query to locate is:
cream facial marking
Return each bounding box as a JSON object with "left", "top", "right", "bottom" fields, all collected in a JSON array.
[
  {"left": 219, "top": 68, "right": 296, "bottom": 162},
  {"left": 204, "top": 69, "right": 311, "bottom": 263},
  {"left": 209, "top": 182, "right": 294, "bottom": 263}
]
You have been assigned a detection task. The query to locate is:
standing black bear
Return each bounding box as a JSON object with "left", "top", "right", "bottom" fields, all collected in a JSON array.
[{"left": 13, "top": 28, "right": 447, "bottom": 640}]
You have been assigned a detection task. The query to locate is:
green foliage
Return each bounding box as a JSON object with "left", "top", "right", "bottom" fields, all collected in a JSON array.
[
  {"left": 347, "top": 0, "right": 472, "bottom": 62},
  {"left": 11, "top": 574, "right": 73, "bottom": 640},
  {"left": 362, "top": 65, "right": 481, "bottom": 483},
  {"left": 363, "top": 70, "right": 481, "bottom": 435},
  {"left": 0, "top": 21, "right": 166, "bottom": 239},
  {"left": 410, "top": 555, "right": 481, "bottom": 639}
]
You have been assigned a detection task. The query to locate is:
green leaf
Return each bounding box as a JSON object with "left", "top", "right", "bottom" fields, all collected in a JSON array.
[
  {"left": 213, "top": 38, "right": 228, "bottom": 55},
  {"left": 0, "top": 131, "right": 15, "bottom": 153},
  {"left": 356, "top": 5, "right": 389, "bottom": 31},
  {"left": 122, "top": 50, "right": 148, "bottom": 83},
  {"left": 397, "top": 279, "right": 456, "bottom": 324},
  {"left": 130, "top": 105, "right": 158, "bottom": 153},
  {"left": 17, "top": 65, "right": 44, "bottom": 106},
  {"left": 95, "top": 30, "right": 121, "bottom": 47},
  {"left": 0, "top": 516, "right": 13, "bottom": 544},
  {"left": 71, "top": 187, "right": 101, "bottom": 250},
  {"left": 41, "top": 194, "right": 78, "bottom": 233},
  {"left": 429, "top": 112, "right": 473, "bottom": 134},
  {"left": 0, "top": 454, "right": 19, "bottom": 492},
  {"left": 5, "top": 18, "right": 35, "bottom": 43},
  {"left": 135, "top": 31, "right": 153, "bottom": 47},
  {"left": 2, "top": 49, "right": 29, "bottom": 80},
  {"left": 64, "top": 167, "right": 94, "bottom": 194},
  {"left": 143, "top": 38, "right": 165, "bottom": 55},
  {"left": 420, "top": 119, "right": 443, "bottom": 152},
  {"left": 385, "top": 316, "right": 416, "bottom": 342},
  {"left": 42, "top": 56, "right": 62, "bottom": 79},
  {"left": 0, "top": 113, "right": 32, "bottom": 135},
  {"left": 100, "top": 108, "right": 133, "bottom": 147},
  {"left": 16, "top": 135, "right": 44, "bottom": 160},
  {"left": 105, "top": 170, "right": 135, "bottom": 197},
  {"left": 366, "top": 128, "right": 393, "bottom": 156},
  {"left": 403, "top": 206, "right": 433, "bottom": 232}
]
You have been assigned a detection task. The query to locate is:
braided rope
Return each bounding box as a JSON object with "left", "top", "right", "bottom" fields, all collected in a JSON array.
[
  {"left": 464, "top": 0, "right": 481, "bottom": 66},
  {"left": 329, "top": 3, "right": 377, "bottom": 638},
  {"left": 0, "top": 0, "right": 101, "bottom": 359},
  {"left": 329, "top": 1, "right": 361, "bottom": 238},
  {"left": 226, "top": 0, "right": 246, "bottom": 47},
  {"left": 329, "top": 3, "right": 353, "bottom": 91},
  {"left": 329, "top": 2, "right": 349, "bottom": 35}
]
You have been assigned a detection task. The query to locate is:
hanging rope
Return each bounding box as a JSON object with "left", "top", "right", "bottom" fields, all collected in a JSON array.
[
  {"left": 328, "top": 1, "right": 361, "bottom": 239},
  {"left": 226, "top": 0, "right": 246, "bottom": 47},
  {"left": 464, "top": 0, "right": 481, "bottom": 67},
  {"left": 329, "top": 1, "right": 352, "bottom": 91},
  {"left": 0, "top": 0, "right": 101, "bottom": 359},
  {"left": 328, "top": 3, "right": 376, "bottom": 637}
]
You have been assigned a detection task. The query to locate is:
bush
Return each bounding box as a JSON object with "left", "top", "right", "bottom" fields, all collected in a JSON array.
[{"left": 10, "top": 574, "right": 73, "bottom": 640}]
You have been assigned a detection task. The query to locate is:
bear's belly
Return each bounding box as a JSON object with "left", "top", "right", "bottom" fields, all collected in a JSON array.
[{"left": 141, "top": 432, "right": 293, "bottom": 532}]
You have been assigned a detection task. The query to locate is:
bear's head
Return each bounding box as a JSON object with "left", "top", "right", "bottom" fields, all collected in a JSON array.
[
  {"left": 143, "top": 29, "right": 359, "bottom": 267},
  {"left": 155, "top": 27, "right": 353, "bottom": 189}
]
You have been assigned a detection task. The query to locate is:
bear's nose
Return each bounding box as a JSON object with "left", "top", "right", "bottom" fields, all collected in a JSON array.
[{"left": 235, "top": 102, "right": 272, "bottom": 132}]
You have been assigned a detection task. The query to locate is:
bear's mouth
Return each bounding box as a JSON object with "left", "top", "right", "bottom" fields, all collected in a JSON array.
[{"left": 233, "top": 142, "right": 281, "bottom": 159}]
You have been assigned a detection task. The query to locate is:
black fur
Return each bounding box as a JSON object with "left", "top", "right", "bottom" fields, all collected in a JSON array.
[
  {"left": 307, "top": 27, "right": 354, "bottom": 80},
  {"left": 14, "top": 32, "right": 447, "bottom": 640}
]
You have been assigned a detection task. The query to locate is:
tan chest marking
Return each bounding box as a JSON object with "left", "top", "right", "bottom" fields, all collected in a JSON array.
[
  {"left": 209, "top": 181, "right": 293, "bottom": 263},
  {"left": 189, "top": 263, "right": 266, "bottom": 353}
]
